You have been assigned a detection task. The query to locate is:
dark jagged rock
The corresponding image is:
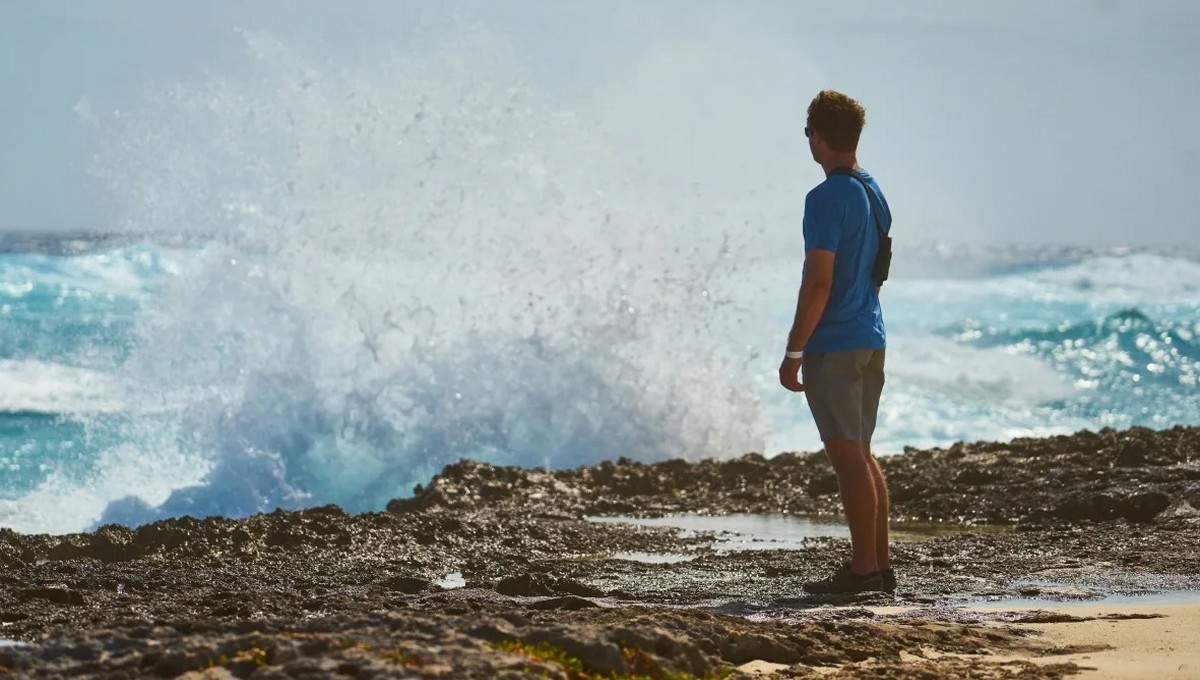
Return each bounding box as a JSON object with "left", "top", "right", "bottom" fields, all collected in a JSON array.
[
  {"left": 19, "top": 587, "right": 86, "bottom": 606},
  {"left": 1052, "top": 490, "right": 1172, "bottom": 523},
  {"left": 380, "top": 424, "right": 1200, "bottom": 527},
  {"left": 495, "top": 574, "right": 606, "bottom": 598},
  {"left": 376, "top": 576, "right": 434, "bottom": 594},
  {"left": 0, "top": 425, "right": 1196, "bottom": 677},
  {"left": 0, "top": 603, "right": 1087, "bottom": 679},
  {"left": 496, "top": 574, "right": 556, "bottom": 597},
  {"left": 527, "top": 595, "right": 602, "bottom": 611}
]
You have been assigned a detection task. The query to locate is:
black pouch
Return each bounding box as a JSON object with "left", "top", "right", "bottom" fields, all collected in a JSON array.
[
  {"left": 873, "top": 232, "right": 892, "bottom": 286},
  {"left": 829, "top": 167, "right": 892, "bottom": 286}
]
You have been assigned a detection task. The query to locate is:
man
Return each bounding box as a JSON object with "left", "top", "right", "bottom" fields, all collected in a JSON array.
[{"left": 779, "top": 90, "right": 894, "bottom": 594}]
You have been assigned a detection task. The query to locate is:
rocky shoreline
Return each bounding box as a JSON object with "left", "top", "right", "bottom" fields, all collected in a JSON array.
[{"left": 2, "top": 425, "right": 1198, "bottom": 678}]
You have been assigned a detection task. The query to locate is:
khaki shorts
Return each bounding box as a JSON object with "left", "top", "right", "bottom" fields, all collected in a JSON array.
[{"left": 802, "top": 349, "right": 886, "bottom": 442}]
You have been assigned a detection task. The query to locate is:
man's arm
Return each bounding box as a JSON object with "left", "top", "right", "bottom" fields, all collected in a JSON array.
[
  {"left": 787, "top": 249, "right": 835, "bottom": 352},
  {"left": 779, "top": 248, "right": 834, "bottom": 392}
]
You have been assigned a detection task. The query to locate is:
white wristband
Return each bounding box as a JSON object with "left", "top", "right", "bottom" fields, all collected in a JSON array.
[{"left": 785, "top": 350, "right": 804, "bottom": 359}]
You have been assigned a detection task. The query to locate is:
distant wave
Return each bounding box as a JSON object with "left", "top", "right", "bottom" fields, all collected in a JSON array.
[
  {"left": 0, "top": 360, "right": 123, "bottom": 415},
  {"left": 0, "top": 230, "right": 203, "bottom": 256},
  {"left": 960, "top": 308, "right": 1199, "bottom": 426},
  {"left": 971, "top": 307, "right": 1198, "bottom": 361},
  {"left": 0, "top": 243, "right": 176, "bottom": 298},
  {"left": 7, "top": 230, "right": 1198, "bottom": 275},
  {"left": 1013, "top": 254, "right": 1200, "bottom": 302},
  {"left": 891, "top": 240, "right": 1200, "bottom": 280}
]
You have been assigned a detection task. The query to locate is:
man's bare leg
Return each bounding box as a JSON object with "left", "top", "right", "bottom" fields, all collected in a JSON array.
[
  {"left": 824, "top": 439, "right": 878, "bottom": 574},
  {"left": 864, "top": 446, "right": 890, "bottom": 570}
]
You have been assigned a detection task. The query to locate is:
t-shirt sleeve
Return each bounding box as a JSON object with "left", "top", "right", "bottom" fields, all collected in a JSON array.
[{"left": 802, "top": 188, "right": 841, "bottom": 253}]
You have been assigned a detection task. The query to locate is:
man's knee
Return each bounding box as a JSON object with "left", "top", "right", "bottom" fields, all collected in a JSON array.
[
  {"left": 866, "top": 453, "right": 887, "bottom": 477},
  {"left": 824, "top": 439, "right": 871, "bottom": 476}
]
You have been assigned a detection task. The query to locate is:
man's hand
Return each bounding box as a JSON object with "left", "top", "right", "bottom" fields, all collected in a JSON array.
[{"left": 779, "top": 356, "right": 804, "bottom": 392}]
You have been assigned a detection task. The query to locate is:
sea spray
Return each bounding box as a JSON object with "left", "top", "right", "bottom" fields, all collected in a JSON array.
[{"left": 83, "top": 27, "right": 769, "bottom": 526}]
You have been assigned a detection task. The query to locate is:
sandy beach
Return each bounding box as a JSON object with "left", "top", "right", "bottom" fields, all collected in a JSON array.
[
  {"left": 985, "top": 601, "right": 1200, "bottom": 680},
  {"left": 0, "top": 425, "right": 1197, "bottom": 678},
  {"left": 734, "top": 600, "right": 1200, "bottom": 678}
]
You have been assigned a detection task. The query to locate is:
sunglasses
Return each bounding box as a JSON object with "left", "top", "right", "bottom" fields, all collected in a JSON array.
[{"left": 804, "top": 126, "right": 812, "bottom": 138}]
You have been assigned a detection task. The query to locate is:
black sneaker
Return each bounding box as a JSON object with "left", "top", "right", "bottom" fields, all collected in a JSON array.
[
  {"left": 881, "top": 568, "right": 896, "bottom": 594},
  {"left": 803, "top": 563, "right": 884, "bottom": 594}
]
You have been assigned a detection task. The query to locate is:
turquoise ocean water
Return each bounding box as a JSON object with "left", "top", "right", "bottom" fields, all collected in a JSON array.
[{"left": 2, "top": 240, "right": 1197, "bottom": 535}]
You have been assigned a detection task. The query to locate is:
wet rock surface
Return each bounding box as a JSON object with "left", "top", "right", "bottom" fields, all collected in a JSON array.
[
  {"left": 390, "top": 424, "right": 1200, "bottom": 525},
  {"left": 0, "top": 425, "right": 1197, "bottom": 678}
]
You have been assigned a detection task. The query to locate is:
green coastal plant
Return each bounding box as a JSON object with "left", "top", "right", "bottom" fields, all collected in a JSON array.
[
  {"left": 490, "top": 639, "right": 735, "bottom": 680},
  {"left": 203, "top": 633, "right": 736, "bottom": 678},
  {"left": 336, "top": 637, "right": 426, "bottom": 667},
  {"left": 236, "top": 647, "right": 268, "bottom": 667},
  {"left": 204, "top": 645, "right": 268, "bottom": 671}
]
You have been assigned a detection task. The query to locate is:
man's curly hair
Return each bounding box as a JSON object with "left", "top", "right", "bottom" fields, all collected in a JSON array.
[{"left": 807, "top": 90, "right": 866, "bottom": 153}]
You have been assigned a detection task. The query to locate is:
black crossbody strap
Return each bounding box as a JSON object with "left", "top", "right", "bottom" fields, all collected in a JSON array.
[
  {"left": 828, "top": 167, "right": 889, "bottom": 238},
  {"left": 828, "top": 166, "right": 893, "bottom": 286}
]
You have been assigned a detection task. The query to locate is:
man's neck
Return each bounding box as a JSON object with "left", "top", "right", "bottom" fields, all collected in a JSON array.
[{"left": 821, "top": 154, "right": 858, "bottom": 176}]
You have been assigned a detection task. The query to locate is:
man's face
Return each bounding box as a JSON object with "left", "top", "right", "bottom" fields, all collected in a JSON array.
[{"left": 806, "top": 125, "right": 820, "bottom": 163}]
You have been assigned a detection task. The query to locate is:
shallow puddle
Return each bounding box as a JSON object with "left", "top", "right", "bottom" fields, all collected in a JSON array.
[
  {"left": 590, "top": 513, "right": 1006, "bottom": 553},
  {"left": 608, "top": 551, "right": 699, "bottom": 564},
  {"left": 436, "top": 572, "right": 466, "bottom": 589},
  {"left": 970, "top": 587, "right": 1200, "bottom": 610}
]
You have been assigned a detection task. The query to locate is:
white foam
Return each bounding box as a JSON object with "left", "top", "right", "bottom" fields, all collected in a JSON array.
[
  {"left": 885, "top": 335, "right": 1076, "bottom": 405},
  {"left": 870, "top": 389, "right": 1089, "bottom": 453},
  {"left": 897, "top": 253, "right": 1200, "bottom": 312},
  {"left": 56, "top": 26, "right": 772, "bottom": 531},
  {"left": 759, "top": 330, "right": 1090, "bottom": 456},
  {"left": 0, "top": 281, "right": 34, "bottom": 299},
  {"left": 749, "top": 264, "right": 1090, "bottom": 453},
  {"left": 0, "top": 360, "right": 123, "bottom": 415},
  {"left": 0, "top": 246, "right": 178, "bottom": 302},
  {"left": 0, "top": 434, "right": 210, "bottom": 535},
  {"left": 1024, "top": 253, "right": 1200, "bottom": 301}
]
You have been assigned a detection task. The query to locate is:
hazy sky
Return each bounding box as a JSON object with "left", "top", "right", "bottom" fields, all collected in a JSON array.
[{"left": 3, "top": 0, "right": 1198, "bottom": 247}]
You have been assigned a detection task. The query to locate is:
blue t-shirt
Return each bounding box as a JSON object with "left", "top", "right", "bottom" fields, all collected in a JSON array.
[{"left": 802, "top": 168, "right": 890, "bottom": 353}]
